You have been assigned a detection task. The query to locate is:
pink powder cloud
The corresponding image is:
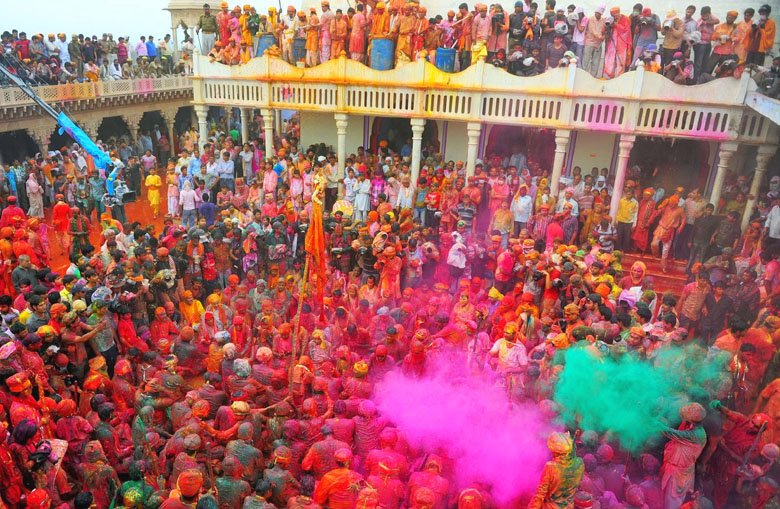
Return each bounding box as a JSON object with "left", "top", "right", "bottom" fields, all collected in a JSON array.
[{"left": 374, "top": 358, "right": 557, "bottom": 504}]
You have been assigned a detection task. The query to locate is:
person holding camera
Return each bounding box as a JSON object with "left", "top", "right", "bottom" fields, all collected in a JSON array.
[
  {"left": 750, "top": 56, "right": 780, "bottom": 98},
  {"left": 508, "top": 2, "right": 527, "bottom": 52},
  {"left": 660, "top": 10, "right": 684, "bottom": 66},
  {"left": 631, "top": 43, "right": 661, "bottom": 72},
  {"left": 693, "top": 6, "right": 719, "bottom": 79},
  {"left": 569, "top": 7, "right": 586, "bottom": 66},
  {"left": 487, "top": 4, "right": 509, "bottom": 62},
  {"left": 703, "top": 10, "right": 737, "bottom": 75},
  {"left": 633, "top": 7, "right": 660, "bottom": 62},
  {"left": 663, "top": 50, "right": 694, "bottom": 84},
  {"left": 743, "top": 4, "right": 776, "bottom": 66},
  {"left": 748, "top": 4, "right": 777, "bottom": 65}
]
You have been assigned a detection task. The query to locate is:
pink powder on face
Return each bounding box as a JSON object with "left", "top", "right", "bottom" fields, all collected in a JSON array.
[{"left": 374, "top": 356, "right": 557, "bottom": 504}]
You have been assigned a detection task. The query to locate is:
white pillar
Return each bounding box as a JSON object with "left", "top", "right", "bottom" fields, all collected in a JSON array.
[
  {"left": 710, "top": 142, "right": 739, "bottom": 212},
  {"left": 335, "top": 113, "right": 348, "bottom": 181},
  {"left": 240, "top": 108, "right": 251, "bottom": 144},
  {"left": 171, "top": 29, "right": 180, "bottom": 65},
  {"left": 742, "top": 144, "right": 776, "bottom": 230},
  {"left": 261, "top": 108, "right": 274, "bottom": 159},
  {"left": 410, "top": 118, "right": 426, "bottom": 183},
  {"left": 465, "top": 122, "right": 481, "bottom": 177},
  {"left": 194, "top": 104, "right": 209, "bottom": 150},
  {"left": 550, "top": 129, "right": 571, "bottom": 197},
  {"left": 609, "top": 134, "right": 636, "bottom": 221}
]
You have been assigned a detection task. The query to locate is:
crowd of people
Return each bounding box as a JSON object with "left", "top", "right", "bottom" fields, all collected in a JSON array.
[
  {"left": 197, "top": 1, "right": 777, "bottom": 88},
  {"left": 0, "top": 29, "right": 193, "bottom": 87},
  {"left": 0, "top": 102, "right": 778, "bottom": 509}
]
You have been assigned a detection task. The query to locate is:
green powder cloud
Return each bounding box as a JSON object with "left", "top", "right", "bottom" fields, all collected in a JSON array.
[{"left": 553, "top": 343, "right": 731, "bottom": 453}]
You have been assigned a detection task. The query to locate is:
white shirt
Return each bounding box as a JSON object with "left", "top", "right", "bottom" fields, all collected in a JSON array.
[
  {"left": 447, "top": 241, "right": 467, "bottom": 269},
  {"left": 55, "top": 40, "right": 70, "bottom": 63},
  {"left": 396, "top": 185, "right": 415, "bottom": 209},
  {"left": 510, "top": 194, "right": 533, "bottom": 222},
  {"left": 572, "top": 16, "right": 587, "bottom": 44},
  {"left": 765, "top": 205, "right": 780, "bottom": 240}
]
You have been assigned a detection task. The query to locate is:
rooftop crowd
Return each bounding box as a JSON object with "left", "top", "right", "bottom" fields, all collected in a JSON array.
[
  {"left": 197, "top": 1, "right": 778, "bottom": 92},
  {"left": 0, "top": 97, "right": 777, "bottom": 509},
  {"left": 0, "top": 30, "right": 194, "bottom": 86}
]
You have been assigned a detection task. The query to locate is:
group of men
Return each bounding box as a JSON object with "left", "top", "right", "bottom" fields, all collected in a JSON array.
[{"left": 1, "top": 29, "right": 189, "bottom": 86}]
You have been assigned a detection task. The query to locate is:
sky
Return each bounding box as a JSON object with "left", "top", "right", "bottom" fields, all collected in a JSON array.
[{"left": 4, "top": 0, "right": 179, "bottom": 43}]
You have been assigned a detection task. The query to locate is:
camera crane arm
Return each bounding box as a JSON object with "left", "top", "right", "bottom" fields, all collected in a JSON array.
[{"left": 0, "top": 61, "right": 119, "bottom": 196}]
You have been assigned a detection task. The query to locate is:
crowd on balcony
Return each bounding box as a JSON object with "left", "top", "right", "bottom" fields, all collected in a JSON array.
[
  {"left": 196, "top": 1, "right": 777, "bottom": 89},
  {"left": 0, "top": 98, "right": 778, "bottom": 508},
  {"left": 0, "top": 30, "right": 194, "bottom": 87}
]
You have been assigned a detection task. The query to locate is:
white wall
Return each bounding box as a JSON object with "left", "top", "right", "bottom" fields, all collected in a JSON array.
[
  {"left": 442, "top": 121, "right": 468, "bottom": 164},
  {"left": 570, "top": 130, "right": 617, "bottom": 176},
  {"left": 299, "top": 111, "right": 364, "bottom": 154}
]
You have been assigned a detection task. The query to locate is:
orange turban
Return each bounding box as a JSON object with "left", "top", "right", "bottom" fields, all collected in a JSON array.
[{"left": 177, "top": 469, "right": 204, "bottom": 498}]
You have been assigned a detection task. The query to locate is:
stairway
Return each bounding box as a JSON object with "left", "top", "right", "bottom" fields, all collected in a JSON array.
[{"left": 620, "top": 252, "right": 690, "bottom": 296}]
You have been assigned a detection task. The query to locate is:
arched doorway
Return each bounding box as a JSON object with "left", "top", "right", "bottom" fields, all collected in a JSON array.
[
  {"left": 0, "top": 130, "right": 38, "bottom": 163},
  {"left": 97, "top": 116, "right": 132, "bottom": 144},
  {"left": 369, "top": 118, "right": 440, "bottom": 155},
  {"left": 484, "top": 126, "right": 554, "bottom": 170},
  {"left": 627, "top": 138, "right": 711, "bottom": 194}
]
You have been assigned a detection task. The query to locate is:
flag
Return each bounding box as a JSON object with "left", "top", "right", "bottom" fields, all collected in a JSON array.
[{"left": 305, "top": 184, "right": 327, "bottom": 292}]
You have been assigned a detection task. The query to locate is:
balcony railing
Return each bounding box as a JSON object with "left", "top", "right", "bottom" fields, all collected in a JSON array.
[
  {"left": 192, "top": 54, "right": 776, "bottom": 144},
  {"left": 0, "top": 75, "right": 193, "bottom": 108}
]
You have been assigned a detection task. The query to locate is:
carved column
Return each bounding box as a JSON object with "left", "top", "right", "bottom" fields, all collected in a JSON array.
[
  {"left": 742, "top": 145, "right": 777, "bottom": 230},
  {"left": 550, "top": 129, "right": 571, "bottom": 197},
  {"left": 194, "top": 104, "right": 209, "bottom": 150},
  {"left": 465, "top": 122, "right": 481, "bottom": 177},
  {"left": 709, "top": 142, "right": 739, "bottom": 211}
]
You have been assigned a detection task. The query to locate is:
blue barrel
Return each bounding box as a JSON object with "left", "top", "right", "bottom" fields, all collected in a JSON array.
[
  {"left": 292, "top": 37, "right": 306, "bottom": 63},
  {"left": 256, "top": 34, "right": 277, "bottom": 57},
  {"left": 435, "top": 47, "right": 456, "bottom": 72},
  {"left": 370, "top": 38, "right": 395, "bottom": 70}
]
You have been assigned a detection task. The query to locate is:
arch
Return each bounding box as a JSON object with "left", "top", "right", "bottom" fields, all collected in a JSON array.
[
  {"left": 369, "top": 117, "right": 440, "bottom": 155},
  {"left": 97, "top": 116, "right": 133, "bottom": 144},
  {"left": 483, "top": 125, "right": 555, "bottom": 170},
  {"left": 627, "top": 137, "right": 711, "bottom": 195},
  {"left": 0, "top": 130, "right": 39, "bottom": 163}
]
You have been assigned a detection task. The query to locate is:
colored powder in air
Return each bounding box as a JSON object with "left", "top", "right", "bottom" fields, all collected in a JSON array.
[
  {"left": 374, "top": 357, "right": 556, "bottom": 504},
  {"left": 553, "top": 344, "right": 730, "bottom": 453}
]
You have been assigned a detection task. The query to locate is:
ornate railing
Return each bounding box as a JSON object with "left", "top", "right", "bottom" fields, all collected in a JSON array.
[
  {"left": 0, "top": 75, "right": 193, "bottom": 107},
  {"left": 192, "top": 54, "right": 777, "bottom": 144}
]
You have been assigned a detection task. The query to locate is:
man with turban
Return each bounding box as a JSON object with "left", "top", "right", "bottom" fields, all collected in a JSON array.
[
  {"left": 603, "top": 7, "right": 632, "bottom": 78},
  {"left": 77, "top": 441, "right": 120, "bottom": 509},
  {"left": 162, "top": 468, "right": 204, "bottom": 508},
  {"left": 660, "top": 403, "right": 707, "bottom": 509},
  {"left": 529, "top": 432, "right": 584, "bottom": 509},
  {"left": 708, "top": 400, "right": 771, "bottom": 509},
  {"left": 0, "top": 195, "right": 27, "bottom": 227}
]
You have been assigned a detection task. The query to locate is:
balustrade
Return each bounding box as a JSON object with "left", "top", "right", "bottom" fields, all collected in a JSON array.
[{"left": 191, "top": 54, "right": 775, "bottom": 144}]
